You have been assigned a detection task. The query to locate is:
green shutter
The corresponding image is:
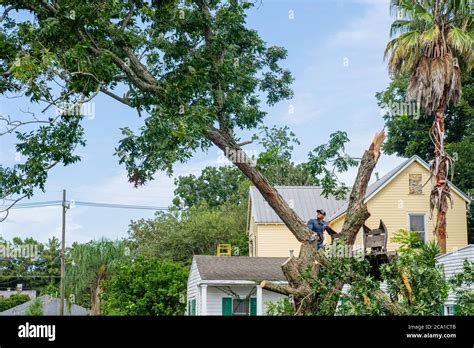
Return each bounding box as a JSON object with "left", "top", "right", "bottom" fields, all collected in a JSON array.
[
  {"left": 453, "top": 304, "right": 457, "bottom": 315},
  {"left": 188, "top": 301, "right": 191, "bottom": 315},
  {"left": 439, "top": 305, "right": 445, "bottom": 316},
  {"left": 191, "top": 299, "right": 196, "bottom": 315},
  {"left": 222, "top": 297, "right": 232, "bottom": 316},
  {"left": 250, "top": 297, "right": 257, "bottom": 316}
]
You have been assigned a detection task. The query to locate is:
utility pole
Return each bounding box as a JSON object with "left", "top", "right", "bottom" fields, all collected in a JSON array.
[{"left": 59, "top": 189, "right": 68, "bottom": 316}]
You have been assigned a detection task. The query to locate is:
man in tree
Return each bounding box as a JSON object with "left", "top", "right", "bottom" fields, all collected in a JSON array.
[{"left": 307, "top": 209, "right": 338, "bottom": 250}]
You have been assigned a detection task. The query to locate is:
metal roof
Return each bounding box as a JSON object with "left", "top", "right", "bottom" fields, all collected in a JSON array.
[
  {"left": 249, "top": 186, "right": 347, "bottom": 224},
  {"left": 0, "top": 295, "right": 89, "bottom": 316},
  {"left": 193, "top": 255, "right": 287, "bottom": 281}
]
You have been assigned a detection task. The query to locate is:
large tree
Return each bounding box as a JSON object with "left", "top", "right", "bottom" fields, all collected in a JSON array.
[
  {"left": 0, "top": 236, "right": 61, "bottom": 293},
  {"left": 0, "top": 0, "right": 395, "bottom": 314},
  {"left": 128, "top": 202, "right": 249, "bottom": 263},
  {"left": 384, "top": 0, "right": 473, "bottom": 252},
  {"left": 377, "top": 72, "right": 474, "bottom": 242}
]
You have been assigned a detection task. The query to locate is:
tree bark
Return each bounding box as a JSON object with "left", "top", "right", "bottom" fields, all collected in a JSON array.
[
  {"left": 206, "top": 127, "right": 311, "bottom": 242},
  {"left": 431, "top": 97, "right": 450, "bottom": 254},
  {"left": 208, "top": 127, "right": 403, "bottom": 314}
]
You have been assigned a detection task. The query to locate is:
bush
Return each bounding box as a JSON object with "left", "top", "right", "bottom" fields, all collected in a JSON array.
[
  {"left": 449, "top": 260, "right": 474, "bottom": 315},
  {"left": 26, "top": 298, "right": 44, "bottom": 315},
  {"left": 102, "top": 256, "right": 188, "bottom": 315},
  {"left": 0, "top": 293, "right": 31, "bottom": 312}
]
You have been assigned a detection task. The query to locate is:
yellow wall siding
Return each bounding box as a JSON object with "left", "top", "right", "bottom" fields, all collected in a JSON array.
[
  {"left": 329, "top": 161, "right": 468, "bottom": 252},
  {"left": 248, "top": 216, "right": 258, "bottom": 257},
  {"left": 255, "top": 224, "right": 301, "bottom": 257},
  {"left": 252, "top": 160, "right": 468, "bottom": 257}
]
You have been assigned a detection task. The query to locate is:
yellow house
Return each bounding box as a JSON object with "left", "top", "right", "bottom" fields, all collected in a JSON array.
[{"left": 248, "top": 155, "right": 471, "bottom": 257}]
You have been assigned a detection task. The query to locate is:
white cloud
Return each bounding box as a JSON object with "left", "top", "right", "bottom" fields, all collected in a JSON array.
[{"left": 330, "top": 0, "right": 391, "bottom": 48}]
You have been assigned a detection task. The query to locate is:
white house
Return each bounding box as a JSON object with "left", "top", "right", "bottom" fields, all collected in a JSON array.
[
  {"left": 186, "top": 255, "right": 287, "bottom": 316},
  {"left": 436, "top": 244, "right": 474, "bottom": 315}
]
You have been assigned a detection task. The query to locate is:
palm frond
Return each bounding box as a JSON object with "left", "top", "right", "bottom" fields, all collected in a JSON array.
[
  {"left": 420, "top": 24, "right": 440, "bottom": 46},
  {"left": 413, "top": 3, "right": 434, "bottom": 24},
  {"left": 390, "top": 19, "right": 413, "bottom": 36},
  {"left": 387, "top": 31, "right": 421, "bottom": 74},
  {"left": 447, "top": 26, "right": 474, "bottom": 68}
]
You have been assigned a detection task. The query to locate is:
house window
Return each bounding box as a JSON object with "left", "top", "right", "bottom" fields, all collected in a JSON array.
[
  {"left": 222, "top": 297, "right": 257, "bottom": 316},
  {"left": 188, "top": 299, "right": 196, "bottom": 316},
  {"left": 232, "top": 298, "right": 249, "bottom": 316},
  {"left": 409, "top": 174, "right": 423, "bottom": 194},
  {"left": 408, "top": 213, "right": 426, "bottom": 242},
  {"left": 444, "top": 305, "right": 454, "bottom": 316}
]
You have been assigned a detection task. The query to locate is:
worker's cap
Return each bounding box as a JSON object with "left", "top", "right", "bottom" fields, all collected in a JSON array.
[{"left": 316, "top": 209, "right": 326, "bottom": 216}]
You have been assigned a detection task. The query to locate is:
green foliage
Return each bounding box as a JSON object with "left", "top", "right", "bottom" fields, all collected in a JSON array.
[
  {"left": 102, "top": 257, "right": 188, "bottom": 316},
  {"left": 380, "top": 231, "right": 448, "bottom": 315},
  {"left": 304, "top": 234, "right": 449, "bottom": 316},
  {"left": 65, "top": 239, "right": 129, "bottom": 312},
  {"left": 307, "top": 241, "right": 378, "bottom": 315},
  {"left": 266, "top": 298, "right": 294, "bottom": 316},
  {"left": 0, "top": 293, "right": 30, "bottom": 312},
  {"left": 0, "top": 116, "right": 86, "bottom": 200},
  {"left": 173, "top": 166, "right": 246, "bottom": 209},
  {"left": 0, "top": 0, "right": 355, "bottom": 212},
  {"left": 376, "top": 72, "right": 474, "bottom": 242},
  {"left": 376, "top": 73, "right": 474, "bottom": 188},
  {"left": 127, "top": 203, "right": 248, "bottom": 264},
  {"left": 26, "top": 297, "right": 43, "bottom": 316},
  {"left": 253, "top": 125, "right": 317, "bottom": 186},
  {"left": 172, "top": 124, "right": 322, "bottom": 210},
  {"left": 449, "top": 260, "right": 474, "bottom": 315},
  {"left": 306, "top": 131, "right": 359, "bottom": 199},
  {"left": 391, "top": 229, "right": 425, "bottom": 251},
  {"left": 0, "top": 236, "right": 61, "bottom": 294}
]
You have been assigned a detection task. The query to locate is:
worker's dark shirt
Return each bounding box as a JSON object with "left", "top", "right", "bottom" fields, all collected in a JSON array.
[{"left": 307, "top": 218, "right": 335, "bottom": 248}]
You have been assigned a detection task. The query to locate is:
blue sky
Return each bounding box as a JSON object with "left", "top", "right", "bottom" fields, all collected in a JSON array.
[{"left": 0, "top": 0, "right": 403, "bottom": 244}]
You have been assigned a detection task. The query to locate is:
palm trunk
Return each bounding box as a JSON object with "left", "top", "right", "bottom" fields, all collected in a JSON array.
[
  {"left": 90, "top": 279, "right": 104, "bottom": 315},
  {"left": 430, "top": 96, "right": 450, "bottom": 254}
]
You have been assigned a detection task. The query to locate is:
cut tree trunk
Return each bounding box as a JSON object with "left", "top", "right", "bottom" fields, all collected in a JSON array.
[
  {"left": 431, "top": 97, "right": 451, "bottom": 254},
  {"left": 208, "top": 127, "right": 404, "bottom": 315}
]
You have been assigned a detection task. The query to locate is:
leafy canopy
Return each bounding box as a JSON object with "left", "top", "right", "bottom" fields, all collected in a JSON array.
[
  {"left": 102, "top": 256, "right": 188, "bottom": 316},
  {"left": 385, "top": 0, "right": 473, "bottom": 112}
]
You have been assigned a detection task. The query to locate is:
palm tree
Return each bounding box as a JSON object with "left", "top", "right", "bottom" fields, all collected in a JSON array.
[
  {"left": 385, "top": 0, "right": 473, "bottom": 253},
  {"left": 65, "top": 239, "right": 128, "bottom": 315}
]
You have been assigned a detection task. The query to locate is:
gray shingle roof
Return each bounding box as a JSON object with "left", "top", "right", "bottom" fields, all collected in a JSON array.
[
  {"left": 249, "top": 186, "right": 347, "bottom": 224},
  {"left": 194, "top": 255, "right": 287, "bottom": 281},
  {"left": 0, "top": 295, "right": 89, "bottom": 316}
]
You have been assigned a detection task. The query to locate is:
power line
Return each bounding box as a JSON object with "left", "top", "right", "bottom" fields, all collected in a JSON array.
[
  {"left": 1, "top": 200, "right": 169, "bottom": 211},
  {"left": 0, "top": 275, "right": 62, "bottom": 279}
]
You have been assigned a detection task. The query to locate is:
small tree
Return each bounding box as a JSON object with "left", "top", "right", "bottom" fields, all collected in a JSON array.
[
  {"left": 102, "top": 257, "right": 188, "bottom": 316},
  {"left": 26, "top": 298, "right": 44, "bottom": 316},
  {"left": 65, "top": 239, "right": 128, "bottom": 315},
  {"left": 449, "top": 260, "right": 474, "bottom": 315}
]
